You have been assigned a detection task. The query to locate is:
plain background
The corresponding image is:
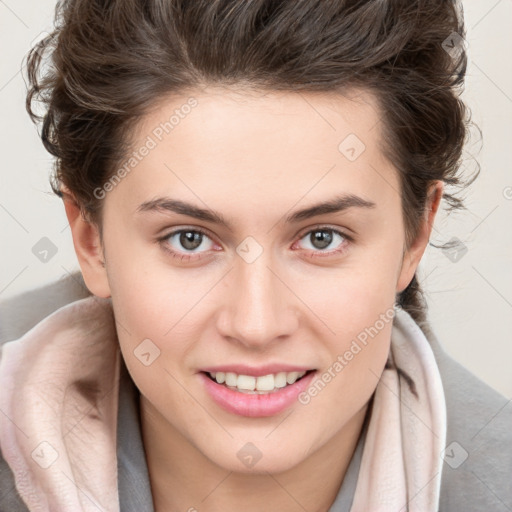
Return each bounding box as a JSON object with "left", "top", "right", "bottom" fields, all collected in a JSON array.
[{"left": 1, "top": 1, "right": 511, "bottom": 397}]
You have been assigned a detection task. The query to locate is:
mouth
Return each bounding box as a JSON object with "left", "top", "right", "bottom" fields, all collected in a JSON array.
[
  {"left": 199, "top": 368, "right": 318, "bottom": 417},
  {"left": 201, "top": 369, "right": 316, "bottom": 395}
]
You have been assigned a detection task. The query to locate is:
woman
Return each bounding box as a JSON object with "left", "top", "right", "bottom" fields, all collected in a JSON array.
[{"left": 0, "top": 0, "right": 510, "bottom": 511}]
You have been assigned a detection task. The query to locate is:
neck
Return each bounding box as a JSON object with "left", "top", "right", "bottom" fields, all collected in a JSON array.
[{"left": 140, "top": 397, "right": 370, "bottom": 512}]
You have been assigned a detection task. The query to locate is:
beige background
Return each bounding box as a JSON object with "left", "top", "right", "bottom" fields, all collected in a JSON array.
[{"left": 1, "top": 1, "right": 511, "bottom": 397}]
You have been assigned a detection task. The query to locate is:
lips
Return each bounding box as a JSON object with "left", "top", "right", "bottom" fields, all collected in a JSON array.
[{"left": 199, "top": 368, "right": 317, "bottom": 417}]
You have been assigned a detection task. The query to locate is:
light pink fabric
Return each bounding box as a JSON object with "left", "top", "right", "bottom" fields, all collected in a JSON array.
[
  {"left": 0, "top": 297, "right": 121, "bottom": 511},
  {"left": 350, "top": 307, "right": 447, "bottom": 511},
  {"left": 0, "top": 296, "right": 446, "bottom": 512}
]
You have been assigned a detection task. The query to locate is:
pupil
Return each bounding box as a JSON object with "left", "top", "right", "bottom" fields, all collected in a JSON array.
[
  {"left": 180, "top": 231, "right": 202, "bottom": 250},
  {"left": 311, "top": 229, "right": 332, "bottom": 249}
]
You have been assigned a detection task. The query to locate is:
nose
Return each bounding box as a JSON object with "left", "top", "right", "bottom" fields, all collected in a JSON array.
[{"left": 216, "top": 252, "right": 299, "bottom": 350}]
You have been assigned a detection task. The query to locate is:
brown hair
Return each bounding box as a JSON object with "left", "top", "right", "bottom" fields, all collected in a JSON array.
[{"left": 25, "top": 0, "right": 479, "bottom": 333}]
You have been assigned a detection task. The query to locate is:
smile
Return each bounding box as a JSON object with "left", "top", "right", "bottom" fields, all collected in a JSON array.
[
  {"left": 205, "top": 370, "right": 312, "bottom": 394},
  {"left": 200, "top": 370, "right": 317, "bottom": 417}
]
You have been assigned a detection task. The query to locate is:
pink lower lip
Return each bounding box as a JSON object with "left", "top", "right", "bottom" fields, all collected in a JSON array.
[{"left": 199, "top": 371, "right": 317, "bottom": 417}]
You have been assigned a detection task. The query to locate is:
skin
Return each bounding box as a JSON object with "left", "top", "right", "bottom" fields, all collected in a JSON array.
[{"left": 64, "top": 86, "right": 443, "bottom": 512}]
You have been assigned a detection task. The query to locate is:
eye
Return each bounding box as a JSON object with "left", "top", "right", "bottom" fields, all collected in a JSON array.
[
  {"left": 158, "top": 227, "right": 218, "bottom": 261},
  {"left": 293, "top": 226, "right": 352, "bottom": 258},
  {"left": 157, "top": 225, "right": 352, "bottom": 262}
]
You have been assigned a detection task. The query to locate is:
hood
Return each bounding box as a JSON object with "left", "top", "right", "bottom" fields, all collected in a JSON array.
[{"left": 0, "top": 296, "right": 121, "bottom": 511}]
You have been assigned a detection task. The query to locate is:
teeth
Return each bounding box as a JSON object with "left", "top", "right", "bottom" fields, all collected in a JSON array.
[
  {"left": 237, "top": 375, "right": 256, "bottom": 390},
  {"left": 274, "top": 372, "right": 287, "bottom": 388},
  {"left": 286, "top": 371, "right": 299, "bottom": 384},
  {"left": 256, "top": 374, "right": 274, "bottom": 391},
  {"left": 208, "top": 370, "right": 308, "bottom": 393},
  {"left": 225, "top": 372, "right": 237, "bottom": 387}
]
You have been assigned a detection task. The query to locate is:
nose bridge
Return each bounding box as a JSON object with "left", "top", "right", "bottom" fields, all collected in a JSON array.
[{"left": 219, "top": 247, "right": 297, "bottom": 348}]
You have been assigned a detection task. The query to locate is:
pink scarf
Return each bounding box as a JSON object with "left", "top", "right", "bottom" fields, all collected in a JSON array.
[{"left": 0, "top": 296, "right": 446, "bottom": 511}]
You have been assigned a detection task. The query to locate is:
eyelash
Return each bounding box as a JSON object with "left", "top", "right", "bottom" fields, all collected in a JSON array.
[{"left": 157, "top": 225, "right": 353, "bottom": 262}]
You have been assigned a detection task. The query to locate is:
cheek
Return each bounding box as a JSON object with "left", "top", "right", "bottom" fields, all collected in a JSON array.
[
  {"left": 104, "top": 230, "right": 195, "bottom": 335},
  {"left": 295, "top": 257, "right": 398, "bottom": 403},
  {"left": 300, "top": 253, "right": 400, "bottom": 334},
  {"left": 299, "top": 309, "right": 393, "bottom": 429}
]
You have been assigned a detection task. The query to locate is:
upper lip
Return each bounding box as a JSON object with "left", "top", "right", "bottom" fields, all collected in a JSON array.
[{"left": 200, "top": 364, "right": 315, "bottom": 377}]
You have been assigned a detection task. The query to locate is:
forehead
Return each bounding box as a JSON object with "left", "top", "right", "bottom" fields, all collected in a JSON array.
[
  {"left": 138, "top": 85, "right": 384, "bottom": 148},
  {"left": 106, "top": 86, "right": 398, "bottom": 217}
]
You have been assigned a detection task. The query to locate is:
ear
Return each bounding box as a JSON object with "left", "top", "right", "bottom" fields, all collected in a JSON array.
[
  {"left": 62, "top": 186, "right": 111, "bottom": 298},
  {"left": 396, "top": 180, "right": 444, "bottom": 293}
]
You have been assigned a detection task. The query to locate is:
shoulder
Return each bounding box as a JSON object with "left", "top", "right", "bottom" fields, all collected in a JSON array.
[
  {"left": 0, "top": 272, "right": 92, "bottom": 511},
  {"left": 425, "top": 325, "right": 512, "bottom": 511},
  {"left": 0, "top": 271, "right": 91, "bottom": 344}
]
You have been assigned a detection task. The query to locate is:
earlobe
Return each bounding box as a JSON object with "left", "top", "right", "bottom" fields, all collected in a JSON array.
[
  {"left": 62, "top": 188, "right": 111, "bottom": 298},
  {"left": 395, "top": 180, "right": 444, "bottom": 294}
]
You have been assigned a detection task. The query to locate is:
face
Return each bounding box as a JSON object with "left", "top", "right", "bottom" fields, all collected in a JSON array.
[{"left": 70, "top": 86, "right": 435, "bottom": 474}]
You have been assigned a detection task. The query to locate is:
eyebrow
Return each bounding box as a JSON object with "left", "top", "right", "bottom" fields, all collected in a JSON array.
[{"left": 136, "top": 193, "right": 376, "bottom": 230}]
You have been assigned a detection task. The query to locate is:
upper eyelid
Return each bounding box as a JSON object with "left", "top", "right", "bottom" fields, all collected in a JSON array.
[{"left": 296, "top": 225, "right": 352, "bottom": 240}]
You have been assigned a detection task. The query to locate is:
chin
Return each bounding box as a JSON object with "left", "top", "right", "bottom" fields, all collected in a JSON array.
[{"left": 202, "top": 437, "right": 313, "bottom": 475}]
